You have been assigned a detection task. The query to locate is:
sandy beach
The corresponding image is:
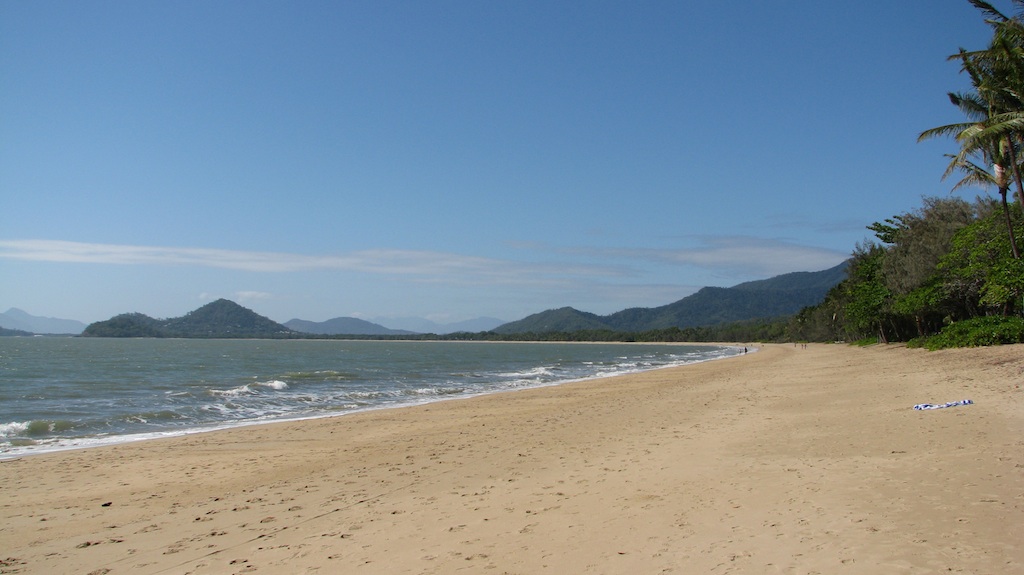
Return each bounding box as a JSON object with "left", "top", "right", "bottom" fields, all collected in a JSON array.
[{"left": 1, "top": 343, "right": 1021, "bottom": 574}]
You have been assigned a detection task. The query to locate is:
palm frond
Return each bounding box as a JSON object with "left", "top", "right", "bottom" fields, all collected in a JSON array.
[
  {"left": 976, "top": 111, "right": 1024, "bottom": 137},
  {"left": 948, "top": 90, "right": 990, "bottom": 119},
  {"left": 968, "top": 0, "right": 1010, "bottom": 24},
  {"left": 918, "top": 122, "right": 976, "bottom": 143}
]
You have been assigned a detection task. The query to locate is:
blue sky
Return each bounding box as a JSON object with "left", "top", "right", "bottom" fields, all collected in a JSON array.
[{"left": 0, "top": 1, "right": 1000, "bottom": 325}]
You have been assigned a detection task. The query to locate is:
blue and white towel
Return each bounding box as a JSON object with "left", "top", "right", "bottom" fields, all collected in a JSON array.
[{"left": 913, "top": 399, "right": 973, "bottom": 410}]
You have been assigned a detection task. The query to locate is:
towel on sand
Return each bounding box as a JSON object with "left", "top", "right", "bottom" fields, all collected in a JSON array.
[{"left": 913, "top": 399, "right": 973, "bottom": 410}]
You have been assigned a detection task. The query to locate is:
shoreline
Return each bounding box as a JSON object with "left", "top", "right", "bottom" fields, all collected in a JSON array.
[
  {"left": 0, "top": 342, "right": 746, "bottom": 461},
  {"left": 2, "top": 343, "right": 1020, "bottom": 574}
]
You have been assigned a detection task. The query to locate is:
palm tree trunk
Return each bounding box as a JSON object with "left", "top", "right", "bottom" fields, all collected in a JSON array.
[
  {"left": 1002, "top": 139, "right": 1023, "bottom": 258},
  {"left": 1008, "top": 139, "right": 1024, "bottom": 209},
  {"left": 999, "top": 186, "right": 1021, "bottom": 259}
]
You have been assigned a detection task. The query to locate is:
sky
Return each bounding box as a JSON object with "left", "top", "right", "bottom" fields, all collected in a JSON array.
[{"left": 0, "top": 0, "right": 1003, "bottom": 325}]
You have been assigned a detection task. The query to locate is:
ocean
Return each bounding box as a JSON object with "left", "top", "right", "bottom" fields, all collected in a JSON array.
[{"left": 0, "top": 337, "right": 741, "bottom": 458}]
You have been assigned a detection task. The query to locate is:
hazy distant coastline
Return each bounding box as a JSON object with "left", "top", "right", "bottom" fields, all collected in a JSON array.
[
  {"left": 5, "top": 262, "right": 846, "bottom": 338},
  {"left": 0, "top": 308, "right": 86, "bottom": 335}
]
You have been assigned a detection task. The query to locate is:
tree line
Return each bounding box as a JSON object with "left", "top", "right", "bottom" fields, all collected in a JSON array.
[{"left": 787, "top": 196, "right": 1022, "bottom": 348}]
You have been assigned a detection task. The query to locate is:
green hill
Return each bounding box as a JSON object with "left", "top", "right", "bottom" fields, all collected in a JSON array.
[
  {"left": 82, "top": 312, "right": 166, "bottom": 337},
  {"left": 494, "top": 307, "right": 613, "bottom": 334},
  {"left": 83, "top": 299, "right": 294, "bottom": 338}
]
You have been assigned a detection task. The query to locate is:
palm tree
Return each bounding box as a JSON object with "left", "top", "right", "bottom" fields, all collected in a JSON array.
[
  {"left": 919, "top": 86, "right": 1022, "bottom": 258},
  {"left": 920, "top": 1, "right": 1024, "bottom": 259},
  {"left": 953, "top": 1, "right": 1024, "bottom": 212},
  {"left": 945, "top": 145, "right": 1021, "bottom": 258}
]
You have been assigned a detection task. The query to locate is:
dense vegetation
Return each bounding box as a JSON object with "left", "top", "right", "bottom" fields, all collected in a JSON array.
[{"left": 787, "top": 198, "right": 1023, "bottom": 348}]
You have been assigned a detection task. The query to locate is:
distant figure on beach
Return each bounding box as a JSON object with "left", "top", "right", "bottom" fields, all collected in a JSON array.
[{"left": 743, "top": 347, "right": 747, "bottom": 354}]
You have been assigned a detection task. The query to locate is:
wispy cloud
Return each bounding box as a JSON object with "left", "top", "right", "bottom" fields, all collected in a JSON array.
[
  {"left": 199, "top": 291, "right": 275, "bottom": 304},
  {"left": 638, "top": 236, "right": 849, "bottom": 277},
  {"left": 0, "top": 240, "right": 484, "bottom": 273},
  {"left": 0, "top": 239, "right": 625, "bottom": 284},
  {"left": 524, "top": 236, "right": 849, "bottom": 279},
  {"left": 1, "top": 236, "right": 848, "bottom": 280},
  {"left": 0, "top": 239, "right": 396, "bottom": 272},
  {"left": 233, "top": 290, "right": 274, "bottom": 301},
  {"left": 0, "top": 237, "right": 847, "bottom": 302}
]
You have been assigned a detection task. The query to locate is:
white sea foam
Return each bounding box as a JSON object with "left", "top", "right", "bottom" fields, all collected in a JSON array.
[
  {"left": 347, "top": 389, "right": 404, "bottom": 400},
  {"left": 410, "top": 386, "right": 466, "bottom": 396},
  {"left": 496, "top": 365, "right": 555, "bottom": 379},
  {"left": 0, "top": 421, "right": 30, "bottom": 437},
  {"left": 209, "top": 384, "right": 255, "bottom": 397}
]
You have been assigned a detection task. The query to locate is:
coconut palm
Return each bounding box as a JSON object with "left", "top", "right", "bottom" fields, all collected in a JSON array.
[
  {"left": 920, "top": 1, "right": 1024, "bottom": 259},
  {"left": 944, "top": 144, "right": 1021, "bottom": 258},
  {"left": 952, "top": 1, "right": 1024, "bottom": 211},
  {"left": 919, "top": 86, "right": 1023, "bottom": 258}
]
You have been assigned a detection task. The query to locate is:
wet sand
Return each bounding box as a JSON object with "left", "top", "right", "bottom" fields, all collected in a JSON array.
[{"left": 1, "top": 343, "right": 1021, "bottom": 574}]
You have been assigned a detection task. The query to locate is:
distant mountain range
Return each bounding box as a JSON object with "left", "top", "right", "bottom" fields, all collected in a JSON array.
[
  {"left": 283, "top": 317, "right": 415, "bottom": 336},
  {"left": 370, "top": 316, "right": 507, "bottom": 334},
  {"left": 0, "top": 308, "right": 86, "bottom": 335},
  {"left": 0, "top": 305, "right": 503, "bottom": 337},
  {"left": 283, "top": 316, "right": 506, "bottom": 335},
  {"left": 494, "top": 262, "right": 848, "bottom": 334},
  {"left": 25, "top": 261, "right": 849, "bottom": 339}
]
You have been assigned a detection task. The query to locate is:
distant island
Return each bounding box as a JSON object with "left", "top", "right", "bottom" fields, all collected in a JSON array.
[{"left": 82, "top": 299, "right": 295, "bottom": 338}]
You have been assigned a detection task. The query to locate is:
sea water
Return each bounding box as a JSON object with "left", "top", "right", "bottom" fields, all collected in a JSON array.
[{"left": 0, "top": 337, "right": 740, "bottom": 458}]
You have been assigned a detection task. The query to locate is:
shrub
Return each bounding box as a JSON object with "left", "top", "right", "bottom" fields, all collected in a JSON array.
[{"left": 915, "top": 316, "right": 1024, "bottom": 350}]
